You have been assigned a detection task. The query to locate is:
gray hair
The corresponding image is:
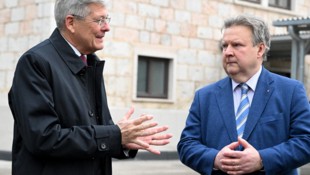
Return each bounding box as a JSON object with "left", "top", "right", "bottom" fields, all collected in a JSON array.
[
  {"left": 54, "top": 0, "right": 107, "bottom": 30},
  {"left": 222, "top": 15, "right": 270, "bottom": 60}
]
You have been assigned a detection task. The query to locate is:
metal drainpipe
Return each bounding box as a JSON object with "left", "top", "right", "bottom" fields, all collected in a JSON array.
[{"left": 288, "top": 25, "right": 305, "bottom": 82}]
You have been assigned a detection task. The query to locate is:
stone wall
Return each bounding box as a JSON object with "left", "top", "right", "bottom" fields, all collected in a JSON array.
[{"left": 0, "top": 0, "right": 55, "bottom": 106}]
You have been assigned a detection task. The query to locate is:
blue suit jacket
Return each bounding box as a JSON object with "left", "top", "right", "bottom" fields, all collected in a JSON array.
[{"left": 178, "top": 67, "right": 310, "bottom": 175}]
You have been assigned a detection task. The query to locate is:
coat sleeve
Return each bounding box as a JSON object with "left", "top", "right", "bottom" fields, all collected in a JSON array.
[
  {"left": 177, "top": 90, "right": 219, "bottom": 175},
  {"left": 8, "top": 52, "right": 127, "bottom": 159},
  {"left": 258, "top": 82, "right": 310, "bottom": 173}
]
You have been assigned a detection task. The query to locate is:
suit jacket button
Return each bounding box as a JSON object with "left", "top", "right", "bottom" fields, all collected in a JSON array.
[
  {"left": 100, "top": 143, "right": 107, "bottom": 150},
  {"left": 88, "top": 110, "right": 94, "bottom": 117}
]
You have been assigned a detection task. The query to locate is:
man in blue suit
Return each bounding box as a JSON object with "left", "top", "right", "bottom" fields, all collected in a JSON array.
[{"left": 178, "top": 15, "right": 310, "bottom": 175}]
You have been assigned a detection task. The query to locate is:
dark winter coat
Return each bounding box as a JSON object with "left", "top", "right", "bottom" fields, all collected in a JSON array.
[{"left": 8, "top": 28, "right": 136, "bottom": 175}]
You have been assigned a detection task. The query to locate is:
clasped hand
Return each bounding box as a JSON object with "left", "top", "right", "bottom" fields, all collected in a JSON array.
[
  {"left": 214, "top": 137, "right": 263, "bottom": 175},
  {"left": 116, "top": 107, "right": 173, "bottom": 155}
]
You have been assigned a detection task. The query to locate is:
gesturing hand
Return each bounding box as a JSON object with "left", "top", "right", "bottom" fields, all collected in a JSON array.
[
  {"left": 125, "top": 129, "right": 172, "bottom": 155},
  {"left": 116, "top": 107, "right": 173, "bottom": 155}
]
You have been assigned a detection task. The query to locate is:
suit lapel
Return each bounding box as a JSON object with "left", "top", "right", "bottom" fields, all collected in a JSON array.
[
  {"left": 216, "top": 78, "right": 238, "bottom": 142},
  {"left": 243, "top": 68, "right": 274, "bottom": 140}
]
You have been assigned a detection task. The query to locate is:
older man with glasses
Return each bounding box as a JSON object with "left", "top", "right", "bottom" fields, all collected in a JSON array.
[{"left": 8, "top": 1, "right": 172, "bottom": 175}]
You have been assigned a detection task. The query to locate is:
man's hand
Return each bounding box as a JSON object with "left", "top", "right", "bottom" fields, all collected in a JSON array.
[
  {"left": 214, "top": 137, "right": 263, "bottom": 175},
  {"left": 125, "top": 131, "right": 172, "bottom": 155},
  {"left": 214, "top": 139, "right": 240, "bottom": 170},
  {"left": 116, "top": 107, "right": 173, "bottom": 155}
]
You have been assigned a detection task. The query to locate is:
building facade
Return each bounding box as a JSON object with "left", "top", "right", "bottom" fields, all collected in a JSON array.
[{"left": 1, "top": 0, "right": 310, "bottom": 152}]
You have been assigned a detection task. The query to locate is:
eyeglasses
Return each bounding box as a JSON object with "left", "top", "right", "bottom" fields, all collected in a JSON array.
[{"left": 72, "top": 14, "right": 111, "bottom": 27}]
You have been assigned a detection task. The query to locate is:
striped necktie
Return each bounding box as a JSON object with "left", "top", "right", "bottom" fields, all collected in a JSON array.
[{"left": 236, "top": 83, "right": 250, "bottom": 138}]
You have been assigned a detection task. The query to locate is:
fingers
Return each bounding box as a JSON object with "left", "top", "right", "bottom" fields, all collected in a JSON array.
[
  {"left": 127, "top": 144, "right": 162, "bottom": 155},
  {"left": 138, "top": 125, "right": 169, "bottom": 137},
  {"left": 137, "top": 120, "right": 158, "bottom": 133},
  {"left": 149, "top": 133, "right": 173, "bottom": 145},
  {"left": 133, "top": 114, "right": 154, "bottom": 125},
  {"left": 118, "top": 110, "right": 172, "bottom": 152},
  {"left": 145, "top": 147, "right": 161, "bottom": 155},
  {"left": 151, "top": 133, "right": 173, "bottom": 140},
  {"left": 221, "top": 158, "right": 240, "bottom": 166},
  {"left": 149, "top": 139, "right": 170, "bottom": 146},
  {"left": 132, "top": 139, "right": 150, "bottom": 149},
  {"left": 153, "top": 125, "right": 169, "bottom": 133},
  {"left": 227, "top": 140, "right": 240, "bottom": 150},
  {"left": 221, "top": 158, "right": 244, "bottom": 174},
  {"left": 238, "top": 137, "right": 251, "bottom": 149},
  {"left": 123, "top": 106, "right": 135, "bottom": 120},
  {"left": 218, "top": 139, "right": 262, "bottom": 174},
  {"left": 124, "top": 143, "right": 162, "bottom": 155},
  {"left": 226, "top": 165, "right": 244, "bottom": 175}
]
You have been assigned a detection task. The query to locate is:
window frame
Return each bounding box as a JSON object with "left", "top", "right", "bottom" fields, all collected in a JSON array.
[
  {"left": 136, "top": 56, "right": 170, "bottom": 99},
  {"left": 236, "top": 0, "right": 293, "bottom": 12},
  {"left": 240, "top": 0, "right": 261, "bottom": 4},
  {"left": 268, "top": 0, "right": 291, "bottom": 10},
  {"left": 133, "top": 49, "right": 176, "bottom": 103}
]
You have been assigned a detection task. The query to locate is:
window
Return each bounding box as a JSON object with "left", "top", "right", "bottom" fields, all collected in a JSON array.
[
  {"left": 268, "top": 0, "right": 290, "bottom": 10},
  {"left": 241, "top": 0, "right": 261, "bottom": 4},
  {"left": 137, "top": 55, "right": 170, "bottom": 99},
  {"left": 263, "top": 40, "right": 291, "bottom": 78},
  {"left": 239, "top": 0, "right": 291, "bottom": 10}
]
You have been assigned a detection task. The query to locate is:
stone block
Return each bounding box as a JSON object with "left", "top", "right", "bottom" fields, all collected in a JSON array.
[
  {"left": 189, "top": 38, "right": 204, "bottom": 49},
  {"left": 0, "top": 9, "right": 11, "bottom": 24},
  {"left": 140, "top": 31, "right": 150, "bottom": 43},
  {"left": 175, "top": 10, "right": 191, "bottom": 23},
  {"left": 150, "top": 0, "right": 169, "bottom": 7},
  {"left": 138, "top": 4, "right": 160, "bottom": 18},
  {"left": 167, "top": 22, "right": 180, "bottom": 35},
  {"left": 5, "top": 0, "right": 18, "bottom": 8},
  {"left": 125, "top": 15, "right": 145, "bottom": 30},
  {"left": 160, "top": 34, "right": 171, "bottom": 46},
  {"left": 172, "top": 36, "right": 188, "bottom": 48},
  {"left": 104, "top": 41, "right": 132, "bottom": 58},
  {"left": 197, "top": 26, "right": 212, "bottom": 39},
  {"left": 177, "top": 49, "right": 196, "bottom": 64},
  {"left": 11, "top": 7, "right": 25, "bottom": 21},
  {"left": 114, "top": 27, "right": 139, "bottom": 42},
  {"left": 186, "top": 0, "right": 202, "bottom": 12},
  {"left": 177, "top": 64, "right": 188, "bottom": 80},
  {"left": 4, "top": 22, "right": 19, "bottom": 35}
]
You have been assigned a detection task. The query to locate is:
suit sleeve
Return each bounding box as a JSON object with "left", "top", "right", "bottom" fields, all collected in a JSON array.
[
  {"left": 177, "top": 90, "right": 218, "bottom": 175},
  {"left": 259, "top": 82, "right": 310, "bottom": 173}
]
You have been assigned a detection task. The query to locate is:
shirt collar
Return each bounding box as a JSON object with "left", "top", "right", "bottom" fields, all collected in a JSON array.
[
  {"left": 232, "top": 66, "right": 262, "bottom": 91},
  {"left": 60, "top": 33, "right": 82, "bottom": 57}
]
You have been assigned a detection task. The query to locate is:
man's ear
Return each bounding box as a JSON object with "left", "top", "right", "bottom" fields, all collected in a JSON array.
[
  {"left": 65, "top": 15, "right": 75, "bottom": 33},
  {"left": 257, "top": 43, "right": 266, "bottom": 59}
]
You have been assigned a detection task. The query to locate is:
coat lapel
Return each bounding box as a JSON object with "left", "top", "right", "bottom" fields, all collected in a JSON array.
[
  {"left": 216, "top": 78, "right": 238, "bottom": 142},
  {"left": 243, "top": 68, "right": 274, "bottom": 140},
  {"left": 49, "top": 29, "right": 86, "bottom": 74}
]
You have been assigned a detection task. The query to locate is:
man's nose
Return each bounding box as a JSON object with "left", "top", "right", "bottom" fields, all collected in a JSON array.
[
  {"left": 223, "top": 45, "right": 233, "bottom": 56},
  {"left": 101, "top": 23, "right": 110, "bottom": 32}
]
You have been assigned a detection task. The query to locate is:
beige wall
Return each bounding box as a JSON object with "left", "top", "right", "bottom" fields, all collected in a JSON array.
[{"left": 0, "top": 0, "right": 55, "bottom": 106}]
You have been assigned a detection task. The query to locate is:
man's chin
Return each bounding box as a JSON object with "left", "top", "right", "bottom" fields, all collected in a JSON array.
[
  {"left": 94, "top": 45, "right": 104, "bottom": 51},
  {"left": 225, "top": 68, "right": 239, "bottom": 75}
]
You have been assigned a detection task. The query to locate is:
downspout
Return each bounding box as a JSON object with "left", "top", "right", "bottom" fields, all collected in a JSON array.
[{"left": 288, "top": 25, "right": 305, "bottom": 82}]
